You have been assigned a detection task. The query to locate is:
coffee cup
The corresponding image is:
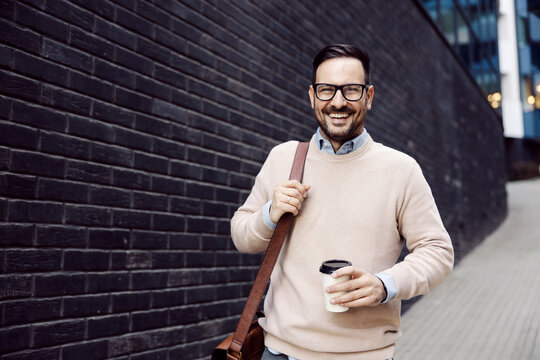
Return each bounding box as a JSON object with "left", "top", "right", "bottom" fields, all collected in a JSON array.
[{"left": 319, "top": 259, "right": 352, "bottom": 312}]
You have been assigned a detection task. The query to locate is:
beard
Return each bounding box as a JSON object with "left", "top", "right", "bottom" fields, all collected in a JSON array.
[{"left": 316, "top": 105, "right": 366, "bottom": 143}]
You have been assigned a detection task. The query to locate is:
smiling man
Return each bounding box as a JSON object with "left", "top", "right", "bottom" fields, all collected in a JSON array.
[{"left": 231, "top": 44, "right": 454, "bottom": 360}]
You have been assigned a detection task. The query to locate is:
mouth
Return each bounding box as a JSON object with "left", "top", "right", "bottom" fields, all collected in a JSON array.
[{"left": 326, "top": 112, "right": 351, "bottom": 124}]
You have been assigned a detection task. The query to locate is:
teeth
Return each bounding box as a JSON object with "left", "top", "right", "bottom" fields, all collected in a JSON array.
[{"left": 329, "top": 113, "right": 349, "bottom": 118}]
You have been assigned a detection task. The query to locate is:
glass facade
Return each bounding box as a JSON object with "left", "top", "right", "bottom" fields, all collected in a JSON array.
[
  {"left": 517, "top": 0, "right": 540, "bottom": 137},
  {"left": 421, "top": 0, "right": 502, "bottom": 108}
]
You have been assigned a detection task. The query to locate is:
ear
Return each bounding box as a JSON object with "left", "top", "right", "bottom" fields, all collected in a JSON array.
[
  {"left": 365, "top": 86, "right": 374, "bottom": 110},
  {"left": 308, "top": 85, "right": 315, "bottom": 109}
]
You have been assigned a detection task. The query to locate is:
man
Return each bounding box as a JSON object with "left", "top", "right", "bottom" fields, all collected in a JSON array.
[{"left": 231, "top": 44, "right": 454, "bottom": 360}]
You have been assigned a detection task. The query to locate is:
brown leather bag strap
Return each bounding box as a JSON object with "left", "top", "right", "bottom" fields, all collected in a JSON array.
[{"left": 228, "top": 141, "right": 310, "bottom": 358}]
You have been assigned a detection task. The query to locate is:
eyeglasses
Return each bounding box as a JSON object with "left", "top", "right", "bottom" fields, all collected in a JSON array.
[{"left": 313, "top": 83, "right": 368, "bottom": 102}]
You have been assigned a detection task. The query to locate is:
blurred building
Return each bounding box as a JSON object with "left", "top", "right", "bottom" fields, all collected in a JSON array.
[{"left": 420, "top": 0, "right": 540, "bottom": 179}]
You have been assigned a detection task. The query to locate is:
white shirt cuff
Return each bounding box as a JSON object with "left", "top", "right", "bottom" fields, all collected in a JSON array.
[
  {"left": 263, "top": 201, "right": 277, "bottom": 230},
  {"left": 374, "top": 272, "right": 397, "bottom": 303}
]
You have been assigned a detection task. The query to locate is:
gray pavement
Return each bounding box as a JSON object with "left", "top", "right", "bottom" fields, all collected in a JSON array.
[{"left": 395, "top": 178, "right": 540, "bottom": 360}]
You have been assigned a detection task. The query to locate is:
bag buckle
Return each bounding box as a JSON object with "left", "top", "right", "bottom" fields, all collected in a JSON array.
[{"left": 226, "top": 348, "right": 242, "bottom": 360}]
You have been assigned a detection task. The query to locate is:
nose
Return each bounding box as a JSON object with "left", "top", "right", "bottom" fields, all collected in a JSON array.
[{"left": 330, "top": 89, "right": 348, "bottom": 107}]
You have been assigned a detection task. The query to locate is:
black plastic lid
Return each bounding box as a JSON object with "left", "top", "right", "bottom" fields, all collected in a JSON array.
[{"left": 319, "top": 259, "right": 352, "bottom": 274}]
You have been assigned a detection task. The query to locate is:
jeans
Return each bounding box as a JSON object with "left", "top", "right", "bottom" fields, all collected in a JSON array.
[{"left": 261, "top": 347, "right": 393, "bottom": 360}]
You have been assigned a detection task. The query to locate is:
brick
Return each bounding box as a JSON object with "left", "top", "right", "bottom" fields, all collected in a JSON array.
[
  {"left": 151, "top": 175, "right": 184, "bottom": 196},
  {"left": 131, "top": 349, "right": 168, "bottom": 360},
  {"left": 92, "top": 100, "right": 134, "bottom": 127},
  {"left": 13, "top": 50, "right": 68, "bottom": 86},
  {"left": 132, "top": 191, "right": 167, "bottom": 211},
  {"left": 8, "top": 200, "right": 63, "bottom": 223},
  {"left": 0, "top": 326, "right": 31, "bottom": 353},
  {"left": 41, "top": 85, "right": 91, "bottom": 116},
  {"left": 87, "top": 314, "right": 129, "bottom": 339},
  {"left": 151, "top": 98, "right": 187, "bottom": 122},
  {"left": 68, "top": 71, "right": 114, "bottom": 102},
  {"left": 40, "top": 131, "right": 90, "bottom": 160},
  {"left": 131, "top": 309, "right": 168, "bottom": 331},
  {"left": 0, "top": 69, "right": 41, "bottom": 102},
  {"left": 33, "top": 320, "right": 85, "bottom": 347},
  {"left": 154, "top": 63, "right": 187, "bottom": 90},
  {"left": 3, "top": 298, "right": 62, "bottom": 325},
  {"left": 108, "top": 332, "right": 150, "bottom": 357},
  {"left": 91, "top": 142, "right": 132, "bottom": 167},
  {"left": 37, "top": 178, "right": 88, "bottom": 202},
  {"left": 185, "top": 182, "right": 214, "bottom": 200},
  {"left": 151, "top": 252, "right": 185, "bottom": 269},
  {"left": 152, "top": 213, "right": 185, "bottom": 231},
  {"left": 134, "top": 152, "right": 168, "bottom": 174},
  {"left": 0, "top": 224, "right": 34, "bottom": 247},
  {"left": 169, "top": 234, "right": 199, "bottom": 250},
  {"left": 34, "top": 273, "right": 85, "bottom": 296},
  {"left": 124, "top": 251, "right": 151, "bottom": 269},
  {"left": 185, "top": 251, "right": 215, "bottom": 267},
  {"left": 112, "top": 292, "right": 151, "bottom": 312},
  {"left": 0, "top": 173, "right": 36, "bottom": 199},
  {"left": 0, "top": 275, "right": 32, "bottom": 300},
  {"left": 89, "top": 229, "right": 130, "bottom": 249},
  {"left": 167, "top": 269, "right": 201, "bottom": 287},
  {"left": 170, "top": 160, "right": 202, "bottom": 180},
  {"left": 1, "top": 348, "right": 59, "bottom": 360},
  {"left": 36, "top": 225, "right": 86, "bottom": 247},
  {"left": 134, "top": 114, "right": 171, "bottom": 137},
  {"left": 64, "top": 250, "right": 110, "bottom": 271},
  {"left": 0, "top": 18, "right": 40, "bottom": 54},
  {"left": 186, "top": 217, "right": 215, "bottom": 233},
  {"left": 115, "top": 127, "right": 153, "bottom": 151},
  {"left": 95, "top": 17, "right": 137, "bottom": 49},
  {"left": 12, "top": 101, "right": 66, "bottom": 131},
  {"left": 115, "top": 47, "right": 153, "bottom": 75},
  {"left": 112, "top": 209, "right": 151, "bottom": 228},
  {"left": 89, "top": 186, "right": 131, "bottom": 207},
  {"left": 113, "top": 168, "right": 151, "bottom": 190},
  {"left": 152, "top": 288, "right": 185, "bottom": 308},
  {"left": 116, "top": 87, "right": 153, "bottom": 113},
  {"left": 170, "top": 197, "right": 200, "bottom": 215},
  {"left": 71, "top": 0, "right": 114, "bottom": 20},
  {"left": 66, "top": 159, "right": 111, "bottom": 185},
  {"left": 131, "top": 270, "right": 168, "bottom": 290},
  {"left": 42, "top": 38, "right": 92, "bottom": 72},
  {"left": 63, "top": 294, "right": 110, "bottom": 316},
  {"left": 202, "top": 167, "right": 228, "bottom": 185},
  {"left": 136, "top": 38, "right": 171, "bottom": 66},
  {"left": 87, "top": 272, "right": 130, "bottom": 293},
  {"left": 11, "top": 151, "right": 65, "bottom": 177},
  {"left": 127, "top": 231, "right": 164, "bottom": 250},
  {"left": 116, "top": 6, "right": 154, "bottom": 36},
  {"left": 70, "top": 27, "right": 114, "bottom": 60},
  {"left": 15, "top": 2, "right": 68, "bottom": 41},
  {"left": 65, "top": 205, "right": 112, "bottom": 226},
  {"left": 62, "top": 340, "right": 108, "bottom": 360},
  {"left": 153, "top": 137, "right": 185, "bottom": 159},
  {"left": 44, "top": 0, "right": 93, "bottom": 30},
  {"left": 6, "top": 249, "right": 61, "bottom": 272}
]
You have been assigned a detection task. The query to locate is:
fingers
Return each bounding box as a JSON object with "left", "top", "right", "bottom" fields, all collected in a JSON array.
[
  {"left": 325, "top": 267, "right": 385, "bottom": 307},
  {"left": 269, "top": 180, "right": 311, "bottom": 223}
]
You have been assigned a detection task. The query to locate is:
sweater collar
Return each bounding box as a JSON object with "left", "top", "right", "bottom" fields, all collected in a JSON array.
[{"left": 315, "top": 127, "right": 369, "bottom": 155}]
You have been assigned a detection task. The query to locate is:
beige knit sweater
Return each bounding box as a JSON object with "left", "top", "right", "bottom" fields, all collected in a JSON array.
[{"left": 231, "top": 135, "right": 454, "bottom": 359}]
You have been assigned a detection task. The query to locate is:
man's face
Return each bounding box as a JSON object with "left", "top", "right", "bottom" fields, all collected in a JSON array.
[{"left": 308, "top": 57, "right": 374, "bottom": 148}]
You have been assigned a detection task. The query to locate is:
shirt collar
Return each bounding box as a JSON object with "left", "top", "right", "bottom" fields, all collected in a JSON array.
[{"left": 315, "top": 127, "right": 369, "bottom": 155}]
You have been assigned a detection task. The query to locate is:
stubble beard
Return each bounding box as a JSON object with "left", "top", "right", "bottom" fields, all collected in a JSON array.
[{"left": 316, "top": 107, "right": 366, "bottom": 144}]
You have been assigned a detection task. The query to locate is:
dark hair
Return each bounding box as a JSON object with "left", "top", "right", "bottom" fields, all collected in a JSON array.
[{"left": 312, "top": 44, "right": 371, "bottom": 84}]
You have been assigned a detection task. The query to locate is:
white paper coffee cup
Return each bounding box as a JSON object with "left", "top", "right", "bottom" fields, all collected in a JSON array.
[{"left": 319, "top": 259, "right": 352, "bottom": 312}]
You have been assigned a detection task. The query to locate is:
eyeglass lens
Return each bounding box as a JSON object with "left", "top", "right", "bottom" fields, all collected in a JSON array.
[{"left": 315, "top": 84, "right": 365, "bottom": 101}]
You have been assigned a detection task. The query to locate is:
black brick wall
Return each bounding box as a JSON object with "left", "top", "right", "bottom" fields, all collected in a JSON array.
[{"left": 1, "top": 1, "right": 506, "bottom": 359}]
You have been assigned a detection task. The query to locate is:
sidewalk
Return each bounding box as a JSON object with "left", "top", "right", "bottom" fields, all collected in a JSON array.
[{"left": 395, "top": 178, "right": 540, "bottom": 360}]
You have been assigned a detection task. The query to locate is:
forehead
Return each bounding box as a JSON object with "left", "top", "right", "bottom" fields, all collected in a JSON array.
[{"left": 315, "top": 57, "right": 366, "bottom": 84}]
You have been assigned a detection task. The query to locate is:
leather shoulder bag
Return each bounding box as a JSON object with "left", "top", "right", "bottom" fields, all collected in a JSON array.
[{"left": 212, "top": 141, "right": 310, "bottom": 360}]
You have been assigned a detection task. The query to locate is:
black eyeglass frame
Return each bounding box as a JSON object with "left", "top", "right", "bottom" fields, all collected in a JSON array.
[{"left": 312, "top": 83, "right": 369, "bottom": 102}]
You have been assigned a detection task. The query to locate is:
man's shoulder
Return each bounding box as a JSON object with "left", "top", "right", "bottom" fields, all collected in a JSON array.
[
  {"left": 267, "top": 140, "right": 301, "bottom": 158},
  {"left": 370, "top": 141, "right": 417, "bottom": 167}
]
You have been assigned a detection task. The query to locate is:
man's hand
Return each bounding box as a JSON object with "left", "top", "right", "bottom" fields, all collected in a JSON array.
[
  {"left": 325, "top": 266, "right": 386, "bottom": 307},
  {"left": 269, "top": 180, "right": 311, "bottom": 223}
]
